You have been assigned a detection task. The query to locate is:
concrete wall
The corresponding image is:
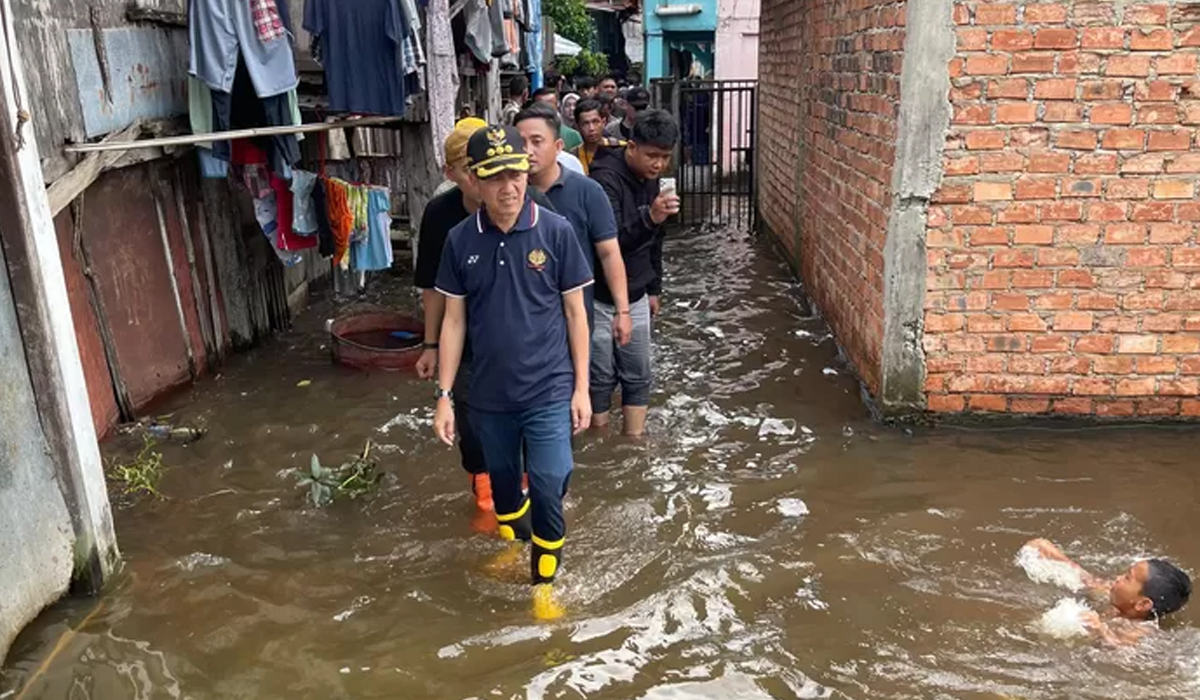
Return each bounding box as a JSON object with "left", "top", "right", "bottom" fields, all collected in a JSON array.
[
  {"left": 757, "top": 0, "right": 908, "bottom": 398},
  {"left": 924, "top": 0, "right": 1200, "bottom": 418},
  {"left": 0, "top": 234, "right": 76, "bottom": 665},
  {"left": 644, "top": 0, "right": 719, "bottom": 78},
  {"left": 715, "top": 0, "right": 759, "bottom": 80}
]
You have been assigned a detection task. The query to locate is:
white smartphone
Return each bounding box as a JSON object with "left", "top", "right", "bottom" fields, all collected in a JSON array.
[{"left": 660, "top": 177, "right": 677, "bottom": 194}]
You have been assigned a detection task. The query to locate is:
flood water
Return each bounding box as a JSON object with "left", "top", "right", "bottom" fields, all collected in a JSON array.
[{"left": 5, "top": 226, "right": 1200, "bottom": 700}]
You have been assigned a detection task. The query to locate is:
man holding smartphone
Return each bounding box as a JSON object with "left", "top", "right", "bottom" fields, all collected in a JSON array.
[{"left": 588, "top": 109, "right": 681, "bottom": 436}]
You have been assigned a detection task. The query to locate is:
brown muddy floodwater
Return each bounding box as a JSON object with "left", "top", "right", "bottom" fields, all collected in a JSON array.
[{"left": 4, "top": 227, "right": 1200, "bottom": 700}]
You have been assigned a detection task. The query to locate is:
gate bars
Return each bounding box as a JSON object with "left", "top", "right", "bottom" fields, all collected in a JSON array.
[{"left": 651, "top": 79, "right": 758, "bottom": 232}]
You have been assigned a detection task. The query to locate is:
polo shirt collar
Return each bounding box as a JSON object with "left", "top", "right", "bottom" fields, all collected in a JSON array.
[
  {"left": 548, "top": 166, "right": 573, "bottom": 193},
  {"left": 476, "top": 197, "right": 540, "bottom": 234}
]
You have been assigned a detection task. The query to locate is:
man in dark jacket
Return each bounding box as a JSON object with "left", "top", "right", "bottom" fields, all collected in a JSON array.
[{"left": 588, "top": 109, "right": 680, "bottom": 436}]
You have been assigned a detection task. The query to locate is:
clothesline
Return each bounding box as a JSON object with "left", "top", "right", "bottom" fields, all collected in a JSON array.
[{"left": 63, "top": 116, "right": 407, "bottom": 154}]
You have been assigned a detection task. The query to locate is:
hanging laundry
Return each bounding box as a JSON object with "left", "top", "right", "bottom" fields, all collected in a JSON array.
[
  {"left": 352, "top": 188, "right": 394, "bottom": 272},
  {"left": 189, "top": 76, "right": 302, "bottom": 145},
  {"left": 269, "top": 175, "right": 318, "bottom": 252},
  {"left": 291, "top": 170, "right": 320, "bottom": 235},
  {"left": 303, "top": 0, "right": 410, "bottom": 116},
  {"left": 325, "top": 178, "right": 354, "bottom": 269},
  {"left": 189, "top": 0, "right": 298, "bottom": 99},
  {"left": 250, "top": 0, "right": 287, "bottom": 42},
  {"left": 209, "top": 57, "right": 300, "bottom": 178},
  {"left": 523, "top": 0, "right": 544, "bottom": 89},
  {"left": 348, "top": 184, "right": 370, "bottom": 243},
  {"left": 310, "top": 177, "right": 335, "bottom": 257},
  {"left": 398, "top": 0, "right": 427, "bottom": 93},
  {"left": 502, "top": 0, "right": 521, "bottom": 69}
]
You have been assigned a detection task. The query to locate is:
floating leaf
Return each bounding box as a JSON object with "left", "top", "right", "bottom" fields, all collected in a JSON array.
[{"left": 297, "top": 379, "right": 312, "bottom": 388}]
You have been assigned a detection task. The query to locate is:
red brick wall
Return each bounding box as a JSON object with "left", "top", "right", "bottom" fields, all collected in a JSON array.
[
  {"left": 758, "top": 0, "right": 907, "bottom": 395},
  {"left": 926, "top": 1, "right": 1200, "bottom": 418}
]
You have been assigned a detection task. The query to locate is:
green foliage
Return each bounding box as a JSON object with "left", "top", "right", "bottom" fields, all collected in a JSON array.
[
  {"left": 296, "top": 441, "right": 383, "bottom": 508},
  {"left": 544, "top": 0, "right": 596, "bottom": 48},
  {"left": 557, "top": 50, "right": 609, "bottom": 78},
  {"left": 108, "top": 437, "right": 166, "bottom": 499}
]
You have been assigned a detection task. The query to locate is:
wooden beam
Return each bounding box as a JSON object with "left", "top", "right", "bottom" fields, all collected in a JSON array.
[
  {"left": 125, "top": 1, "right": 187, "bottom": 27},
  {"left": 64, "top": 115, "right": 406, "bottom": 154},
  {"left": 0, "top": 0, "right": 119, "bottom": 594},
  {"left": 45, "top": 121, "right": 143, "bottom": 216}
]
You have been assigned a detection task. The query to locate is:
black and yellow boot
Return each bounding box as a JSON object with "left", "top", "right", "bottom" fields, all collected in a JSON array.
[
  {"left": 531, "top": 536, "right": 565, "bottom": 621},
  {"left": 484, "top": 499, "right": 533, "bottom": 581},
  {"left": 495, "top": 498, "right": 532, "bottom": 543}
]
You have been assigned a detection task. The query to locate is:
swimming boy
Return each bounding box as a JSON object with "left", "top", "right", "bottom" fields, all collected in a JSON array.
[{"left": 1025, "top": 538, "right": 1192, "bottom": 645}]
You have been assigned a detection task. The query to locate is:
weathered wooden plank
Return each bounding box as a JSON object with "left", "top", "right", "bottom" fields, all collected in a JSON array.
[
  {"left": 0, "top": 0, "right": 119, "bottom": 598},
  {"left": 150, "top": 178, "right": 196, "bottom": 379},
  {"left": 173, "top": 169, "right": 215, "bottom": 359},
  {"left": 125, "top": 0, "right": 186, "bottom": 26},
  {"left": 45, "top": 121, "right": 143, "bottom": 216},
  {"left": 14, "top": 0, "right": 88, "bottom": 181}
]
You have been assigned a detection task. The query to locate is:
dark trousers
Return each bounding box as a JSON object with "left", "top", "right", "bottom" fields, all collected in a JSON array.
[{"left": 469, "top": 401, "right": 573, "bottom": 584}]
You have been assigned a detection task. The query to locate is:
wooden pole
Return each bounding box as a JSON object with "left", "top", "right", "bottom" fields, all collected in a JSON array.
[
  {"left": 0, "top": 0, "right": 118, "bottom": 592},
  {"left": 62, "top": 115, "right": 406, "bottom": 154},
  {"left": 151, "top": 178, "right": 197, "bottom": 380}
]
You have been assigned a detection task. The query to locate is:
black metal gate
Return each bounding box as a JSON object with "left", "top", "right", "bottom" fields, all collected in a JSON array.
[{"left": 651, "top": 79, "right": 758, "bottom": 231}]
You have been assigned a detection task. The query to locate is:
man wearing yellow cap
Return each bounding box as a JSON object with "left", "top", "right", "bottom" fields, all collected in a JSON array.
[
  {"left": 414, "top": 119, "right": 556, "bottom": 517},
  {"left": 433, "top": 124, "right": 594, "bottom": 620}
]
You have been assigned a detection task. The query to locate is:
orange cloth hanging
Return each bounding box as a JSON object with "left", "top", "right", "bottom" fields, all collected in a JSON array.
[{"left": 325, "top": 178, "right": 353, "bottom": 266}]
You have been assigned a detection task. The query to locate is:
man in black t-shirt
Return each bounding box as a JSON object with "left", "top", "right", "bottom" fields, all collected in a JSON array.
[{"left": 414, "top": 118, "right": 555, "bottom": 518}]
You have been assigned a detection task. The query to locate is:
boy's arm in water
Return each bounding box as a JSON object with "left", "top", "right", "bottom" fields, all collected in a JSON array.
[
  {"left": 1080, "top": 611, "right": 1152, "bottom": 647},
  {"left": 1026, "top": 538, "right": 1111, "bottom": 593}
]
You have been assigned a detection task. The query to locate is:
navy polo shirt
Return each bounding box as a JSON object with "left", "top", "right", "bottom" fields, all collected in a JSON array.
[
  {"left": 542, "top": 168, "right": 617, "bottom": 325},
  {"left": 435, "top": 198, "right": 594, "bottom": 412}
]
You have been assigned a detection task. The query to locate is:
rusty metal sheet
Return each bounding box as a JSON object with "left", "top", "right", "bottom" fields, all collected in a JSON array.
[
  {"left": 67, "top": 27, "right": 188, "bottom": 138},
  {"left": 52, "top": 212, "right": 121, "bottom": 436},
  {"left": 83, "top": 165, "right": 192, "bottom": 409}
]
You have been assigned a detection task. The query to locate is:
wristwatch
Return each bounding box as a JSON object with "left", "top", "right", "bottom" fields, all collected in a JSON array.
[
  {"left": 423, "top": 341, "right": 439, "bottom": 350},
  {"left": 434, "top": 387, "right": 452, "bottom": 401}
]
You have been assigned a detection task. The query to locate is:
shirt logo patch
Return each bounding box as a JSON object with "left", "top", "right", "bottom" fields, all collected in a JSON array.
[
  {"left": 467, "top": 255, "right": 480, "bottom": 266},
  {"left": 527, "top": 248, "right": 548, "bottom": 271}
]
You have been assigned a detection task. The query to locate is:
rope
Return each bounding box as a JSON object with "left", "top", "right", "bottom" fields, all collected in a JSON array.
[{"left": 0, "top": 0, "right": 29, "bottom": 150}]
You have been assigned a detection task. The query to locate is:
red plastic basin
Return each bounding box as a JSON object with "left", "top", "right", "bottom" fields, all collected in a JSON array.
[{"left": 328, "top": 310, "right": 425, "bottom": 372}]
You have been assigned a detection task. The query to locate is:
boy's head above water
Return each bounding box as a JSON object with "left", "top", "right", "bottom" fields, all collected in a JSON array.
[{"left": 1111, "top": 559, "right": 1192, "bottom": 621}]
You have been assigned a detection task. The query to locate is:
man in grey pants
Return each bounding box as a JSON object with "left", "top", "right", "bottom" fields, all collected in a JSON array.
[{"left": 587, "top": 110, "right": 681, "bottom": 436}]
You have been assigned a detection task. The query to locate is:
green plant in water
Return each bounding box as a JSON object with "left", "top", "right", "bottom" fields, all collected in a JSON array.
[
  {"left": 296, "top": 441, "right": 382, "bottom": 507},
  {"left": 108, "top": 436, "right": 166, "bottom": 498}
]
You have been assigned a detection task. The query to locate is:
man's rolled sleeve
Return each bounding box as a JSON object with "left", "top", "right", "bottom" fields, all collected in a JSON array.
[
  {"left": 434, "top": 235, "right": 467, "bottom": 298},
  {"left": 583, "top": 179, "right": 617, "bottom": 244}
]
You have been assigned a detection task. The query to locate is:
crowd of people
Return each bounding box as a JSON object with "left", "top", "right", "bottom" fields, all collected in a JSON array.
[
  {"left": 413, "top": 76, "right": 1197, "bottom": 639},
  {"left": 413, "top": 74, "right": 680, "bottom": 619}
]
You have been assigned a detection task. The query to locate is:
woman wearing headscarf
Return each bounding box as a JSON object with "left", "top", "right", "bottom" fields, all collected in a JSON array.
[{"left": 560, "top": 92, "right": 580, "bottom": 129}]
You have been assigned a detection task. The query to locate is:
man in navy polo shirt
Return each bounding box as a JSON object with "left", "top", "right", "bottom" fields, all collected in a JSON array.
[
  {"left": 433, "top": 124, "right": 593, "bottom": 620},
  {"left": 514, "top": 102, "right": 632, "bottom": 344}
]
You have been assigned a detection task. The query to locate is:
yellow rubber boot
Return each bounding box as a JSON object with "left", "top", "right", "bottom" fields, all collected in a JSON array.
[
  {"left": 483, "top": 542, "right": 527, "bottom": 583},
  {"left": 532, "top": 584, "right": 565, "bottom": 621}
]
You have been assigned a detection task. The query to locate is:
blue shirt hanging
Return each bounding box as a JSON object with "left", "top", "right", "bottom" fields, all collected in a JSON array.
[{"left": 303, "top": 0, "right": 409, "bottom": 115}]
